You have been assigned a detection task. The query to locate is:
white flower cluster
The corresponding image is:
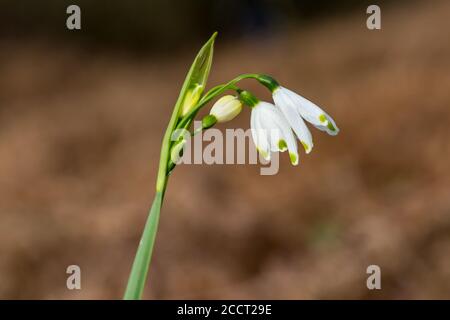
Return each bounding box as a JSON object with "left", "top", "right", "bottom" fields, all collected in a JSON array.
[{"left": 207, "top": 76, "right": 339, "bottom": 166}]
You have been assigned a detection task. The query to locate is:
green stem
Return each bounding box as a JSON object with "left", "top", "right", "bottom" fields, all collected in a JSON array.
[
  {"left": 123, "top": 33, "right": 218, "bottom": 300},
  {"left": 123, "top": 71, "right": 266, "bottom": 299},
  {"left": 124, "top": 191, "right": 164, "bottom": 300},
  {"left": 175, "top": 74, "right": 260, "bottom": 131},
  {"left": 165, "top": 74, "right": 262, "bottom": 173}
]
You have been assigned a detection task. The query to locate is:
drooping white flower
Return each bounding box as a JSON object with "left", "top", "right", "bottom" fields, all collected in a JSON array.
[
  {"left": 250, "top": 101, "right": 299, "bottom": 165},
  {"left": 273, "top": 86, "right": 339, "bottom": 139},
  {"left": 210, "top": 95, "right": 242, "bottom": 123}
]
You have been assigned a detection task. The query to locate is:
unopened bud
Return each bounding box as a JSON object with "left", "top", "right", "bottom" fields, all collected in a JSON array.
[
  {"left": 209, "top": 95, "right": 242, "bottom": 123},
  {"left": 180, "top": 84, "right": 204, "bottom": 116}
]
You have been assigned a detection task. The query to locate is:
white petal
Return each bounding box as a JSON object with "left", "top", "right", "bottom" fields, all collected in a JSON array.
[
  {"left": 268, "top": 128, "right": 284, "bottom": 152},
  {"left": 251, "top": 107, "right": 270, "bottom": 160},
  {"left": 274, "top": 116, "right": 299, "bottom": 165},
  {"left": 273, "top": 89, "right": 313, "bottom": 153},
  {"left": 277, "top": 87, "right": 339, "bottom": 136},
  {"left": 257, "top": 104, "right": 283, "bottom": 152},
  {"left": 318, "top": 112, "right": 339, "bottom": 136},
  {"left": 257, "top": 102, "right": 299, "bottom": 165}
]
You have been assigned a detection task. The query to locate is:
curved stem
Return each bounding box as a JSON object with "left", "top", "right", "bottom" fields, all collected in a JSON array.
[
  {"left": 175, "top": 73, "right": 261, "bottom": 132},
  {"left": 165, "top": 74, "right": 263, "bottom": 173}
]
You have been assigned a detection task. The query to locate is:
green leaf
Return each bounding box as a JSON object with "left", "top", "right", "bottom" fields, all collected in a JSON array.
[
  {"left": 177, "top": 31, "right": 217, "bottom": 117},
  {"left": 124, "top": 191, "right": 163, "bottom": 300},
  {"left": 156, "top": 32, "right": 217, "bottom": 192}
]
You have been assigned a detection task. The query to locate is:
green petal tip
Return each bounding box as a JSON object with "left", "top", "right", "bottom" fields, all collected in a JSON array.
[
  {"left": 278, "top": 140, "right": 288, "bottom": 152},
  {"left": 289, "top": 152, "right": 299, "bottom": 165}
]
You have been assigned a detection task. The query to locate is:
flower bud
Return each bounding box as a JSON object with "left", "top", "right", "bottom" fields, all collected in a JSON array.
[
  {"left": 210, "top": 95, "right": 242, "bottom": 123},
  {"left": 180, "top": 84, "right": 204, "bottom": 116}
]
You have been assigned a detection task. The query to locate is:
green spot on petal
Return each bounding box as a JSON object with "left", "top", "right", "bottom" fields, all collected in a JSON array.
[
  {"left": 278, "top": 139, "right": 287, "bottom": 151},
  {"left": 289, "top": 152, "right": 298, "bottom": 165},
  {"left": 319, "top": 114, "right": 327, "bottom": 123},
  {"left": 257, "top": 147, "right": 269, "bottom": 159},
  {"left": 301, "top": 141, "right": 310, "bottom": 152},
  {"left": 327, "top": 121, "right": 336, "bottom": 132}
]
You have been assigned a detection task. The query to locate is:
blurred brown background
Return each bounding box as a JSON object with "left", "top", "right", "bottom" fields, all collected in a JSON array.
[{"left": 1, "top": 0, "right": 450, "bottom": 299}]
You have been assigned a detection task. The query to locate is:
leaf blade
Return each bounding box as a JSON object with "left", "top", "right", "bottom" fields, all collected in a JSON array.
[{"left": 156, "top": 32, "right": 217, "bottom": 192}]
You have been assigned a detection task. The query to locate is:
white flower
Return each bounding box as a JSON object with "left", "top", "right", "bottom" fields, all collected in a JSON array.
[
  {"left": 272, "top": 86, "right": 339, "bottom": 152},
  {"left": 210, "top": 95, "right": 242, "bottom": 123},
  {"left": 251, "top": 101, "right": 299, "bottom": 165}
]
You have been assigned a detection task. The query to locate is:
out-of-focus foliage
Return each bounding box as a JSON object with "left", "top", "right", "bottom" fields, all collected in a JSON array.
[{"left": 1, "top": 0, "right": 449, "bottom": 299}]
